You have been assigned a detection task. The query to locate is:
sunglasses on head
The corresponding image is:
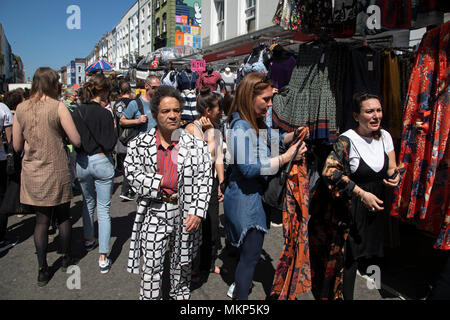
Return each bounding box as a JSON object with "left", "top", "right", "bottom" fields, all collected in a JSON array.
[{"left": 146, "top": 82, "right": 160, "bottom": 89}]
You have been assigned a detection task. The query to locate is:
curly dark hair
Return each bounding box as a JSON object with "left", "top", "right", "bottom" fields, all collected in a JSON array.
[{"left": 150, "top": 85, "right": 185, "bottom": 118}]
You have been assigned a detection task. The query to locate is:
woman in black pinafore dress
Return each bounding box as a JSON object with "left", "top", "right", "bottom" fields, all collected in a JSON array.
[{"left": 321, "top": 93, "right": 401, "bottom": 300}]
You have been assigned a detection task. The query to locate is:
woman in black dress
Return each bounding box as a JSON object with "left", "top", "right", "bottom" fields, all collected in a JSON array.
[{"left": 322, "top": 92, "right": 400, "bottom": 299}]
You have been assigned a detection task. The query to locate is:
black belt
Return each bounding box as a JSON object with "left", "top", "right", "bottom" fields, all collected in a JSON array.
[
  {"left": 159, "top": 194, "right": 178, "bottom": 204},
  {"left": 152, "top": 193, "right": 178, "bottom": 204},
  {"left": 142, "top": 194, "right": 179, "bottom": 205}
]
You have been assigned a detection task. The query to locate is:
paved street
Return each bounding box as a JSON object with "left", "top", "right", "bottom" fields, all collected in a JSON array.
[{"left": 0, "top": 175, "right": 436, "bottom": 301}]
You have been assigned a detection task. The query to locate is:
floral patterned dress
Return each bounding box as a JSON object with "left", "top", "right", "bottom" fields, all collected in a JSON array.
[
  {"left": 390, "top": 22, "right": 449, "bottom": 251},
  {"left": 270, "top": 128, "right": 312, "bottom": 300}
]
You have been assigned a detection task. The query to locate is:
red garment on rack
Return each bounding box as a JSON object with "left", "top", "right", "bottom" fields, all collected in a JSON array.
[
  {"left": 377, "top": 0, "right": 412, "bottom": 29},
  {"left": 391, "top": 22, "right": 449, "bottom": 251},
  {"left": 270, "top": 128, "right": 312, "bottom": 300},
  {"left": 197, "top": 72, "right": 222, "bottom": 92}
]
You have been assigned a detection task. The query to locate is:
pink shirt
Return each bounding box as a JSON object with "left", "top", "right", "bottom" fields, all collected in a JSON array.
[{"left": 156, "top": 130, "right": 179, "bottom": 196}]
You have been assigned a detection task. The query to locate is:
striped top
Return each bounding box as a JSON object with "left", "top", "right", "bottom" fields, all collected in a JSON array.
[{"left": 180, "top": 89, "right": 198, "bottom": 121}]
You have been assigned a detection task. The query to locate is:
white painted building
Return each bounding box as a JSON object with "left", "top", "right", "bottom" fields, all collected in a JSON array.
[
  {"left": 202, "top": 0, "right": 279, "bottom": 48},
  {"left": 84, "top": 1, "right": 154, "bottom": 73},
  {"left": 200, "top": 0, "right": 295, "bottom": 68},
  {"left": 107, "top": 30, "right": 116, "bottom": 68},
  {"left": 139, "top": 0, "right": 153, "bottom": 58},
  {"left": 86, "top": 48, "right": 96, "bottom": 68},
  {"left": 129, "top": 2, "right": 140, "bottom": 66},
  {"left": 117, "top": 12, "right": 129, "bottom": 70},
  {"left": 75, "top": 59, "right": 86, "bottom": 85},
  {"left": 98, "top": 33, "right": 109, "bottom": 61},
  {"left": 115, "top": 2, "right": 140, "bottom": 70}
]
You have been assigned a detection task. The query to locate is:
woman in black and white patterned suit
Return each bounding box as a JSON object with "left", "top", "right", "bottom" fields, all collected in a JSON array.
[{"left": 124, "top": 86, "right": 213, "bottom": 300}]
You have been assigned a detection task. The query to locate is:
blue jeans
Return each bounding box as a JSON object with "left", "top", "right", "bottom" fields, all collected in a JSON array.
[{"left": 76, "top": 153, "right": 114, "bottom": 254}]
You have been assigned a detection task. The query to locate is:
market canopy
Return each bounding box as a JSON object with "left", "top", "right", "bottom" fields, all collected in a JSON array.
[
  {"left": 137, "top": 45, "right": 202, "bottom": 71},
  {"left": 85, "top": 60, "right": 114, "bottom": 73}
]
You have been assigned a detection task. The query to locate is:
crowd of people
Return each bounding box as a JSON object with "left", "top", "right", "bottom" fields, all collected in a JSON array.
[{"left": 0, "top": 64, "right": 447, "bottom": 301}]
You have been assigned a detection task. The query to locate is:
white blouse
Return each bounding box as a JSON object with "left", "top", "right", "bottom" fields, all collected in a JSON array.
[{"left": 341, "top": 129, "right": 394, "bottom": 174}]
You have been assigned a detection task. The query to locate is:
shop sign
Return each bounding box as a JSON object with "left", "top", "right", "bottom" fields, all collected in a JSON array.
[
  {"left": 191, "top": 60, "right": 206, "bottom": 72},
  {"left": 150, "top": 60, "right": 159, "bottom": 69}
]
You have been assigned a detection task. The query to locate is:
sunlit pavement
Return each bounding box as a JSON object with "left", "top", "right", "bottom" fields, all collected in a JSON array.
[{"left": 3, "top": 175, "right": 441, "bottom": 301}]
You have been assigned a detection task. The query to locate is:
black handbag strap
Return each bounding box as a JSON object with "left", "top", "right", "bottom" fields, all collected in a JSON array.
[{"left": 135, "top": 97, "right": 145, "bottom": 118}]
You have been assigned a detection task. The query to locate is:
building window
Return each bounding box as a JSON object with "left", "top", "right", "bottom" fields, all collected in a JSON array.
[
  {"left": 156, "top": 0, "right": 160, "bottom": 10},
  {"left": 142, "top": 8, "right": 145, "bottom": 22},
  {"left": 148, "top": 26, "right": 151, "bottom": 43},
  {"left": 156, "top": 18, "right": 160, "bottom": 37},
  {"left": 162, "top": 13, "right": 167, "bottom": 34},
  {"left": 148, "top": 3, "right": 151, "bottom": 17},
  {"left": 245, "top": 0, "right": 256, "bottom": 33},
  {"left": 215, "top": 0, "right": 224, "bottom": 42}
]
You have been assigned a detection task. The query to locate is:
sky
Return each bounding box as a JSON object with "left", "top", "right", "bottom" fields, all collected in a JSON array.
[{"left": 0, "top": 0, "right": 136, "bottom": 81}]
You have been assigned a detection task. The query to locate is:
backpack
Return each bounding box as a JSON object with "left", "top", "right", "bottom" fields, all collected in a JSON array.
[{"left": 119, "top": 98, "right": 145, "bottom": 145}]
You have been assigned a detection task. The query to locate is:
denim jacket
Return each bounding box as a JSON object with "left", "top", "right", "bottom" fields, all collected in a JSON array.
[{"left": 223, "top": 112, "right": 286, "bottom": 247}]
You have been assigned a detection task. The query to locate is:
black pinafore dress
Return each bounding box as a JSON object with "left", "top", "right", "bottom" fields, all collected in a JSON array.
[{"left": 346, "top": 139, "right": 389, "bottom": 260}]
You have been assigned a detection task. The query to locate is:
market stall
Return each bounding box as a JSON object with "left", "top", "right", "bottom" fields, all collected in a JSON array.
[{"left": 211, "top": 0, "right": 449, "bottom": 301}]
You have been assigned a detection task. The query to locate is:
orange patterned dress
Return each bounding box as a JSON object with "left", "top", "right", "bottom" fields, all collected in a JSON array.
[{"left": 390, "top": 22, "right": 449, "bottom": 251}]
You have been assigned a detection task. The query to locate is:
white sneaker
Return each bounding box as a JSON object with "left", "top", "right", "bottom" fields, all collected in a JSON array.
[
  {"left": 271, "top": 222, "right": 283, "bottom": 228},
  {"left": 99, "top": 258, "right": 111, "bottom": 274},
  {"left": 227, "top": 283, "right": 235, "bottom": 299}
]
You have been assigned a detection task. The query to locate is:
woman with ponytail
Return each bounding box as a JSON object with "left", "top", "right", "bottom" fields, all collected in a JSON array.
[
  {"left": 185, "top": 87, "right": 225, "bottom": 279},
  {"left": 71, "top": 73, "right": 117, "bottom": 274}
]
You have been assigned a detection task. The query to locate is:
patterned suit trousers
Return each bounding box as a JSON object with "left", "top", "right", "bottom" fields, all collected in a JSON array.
[{"left": 139, "top": 201, "right": 191, "bottom": 300}]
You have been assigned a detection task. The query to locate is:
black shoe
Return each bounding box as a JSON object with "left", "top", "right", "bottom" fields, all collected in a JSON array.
[
  {"left": 0, "top": 238, "right": 18, "bottom": 254},
  {"left": 84, "top": 238, "right": 98, "bottom": 252},
  {"left": 61, "top": 255, "right": 74, "bottom": 272},
  {"left": 37, "top": 267, "right": 50, "bottom": 287}
]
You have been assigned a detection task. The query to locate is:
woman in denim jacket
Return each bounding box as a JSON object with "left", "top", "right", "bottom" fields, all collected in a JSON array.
[{"left": 224, "top": 72, "right": 307, "bottom": 300}]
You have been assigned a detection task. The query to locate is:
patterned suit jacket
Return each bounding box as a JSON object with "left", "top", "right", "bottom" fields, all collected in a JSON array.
[
  {"left": 125, "top": 127, "right": 212, "bottom": 218},
  {"left": 125, "top": 127, "right": 213, "bottom": 271}
]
